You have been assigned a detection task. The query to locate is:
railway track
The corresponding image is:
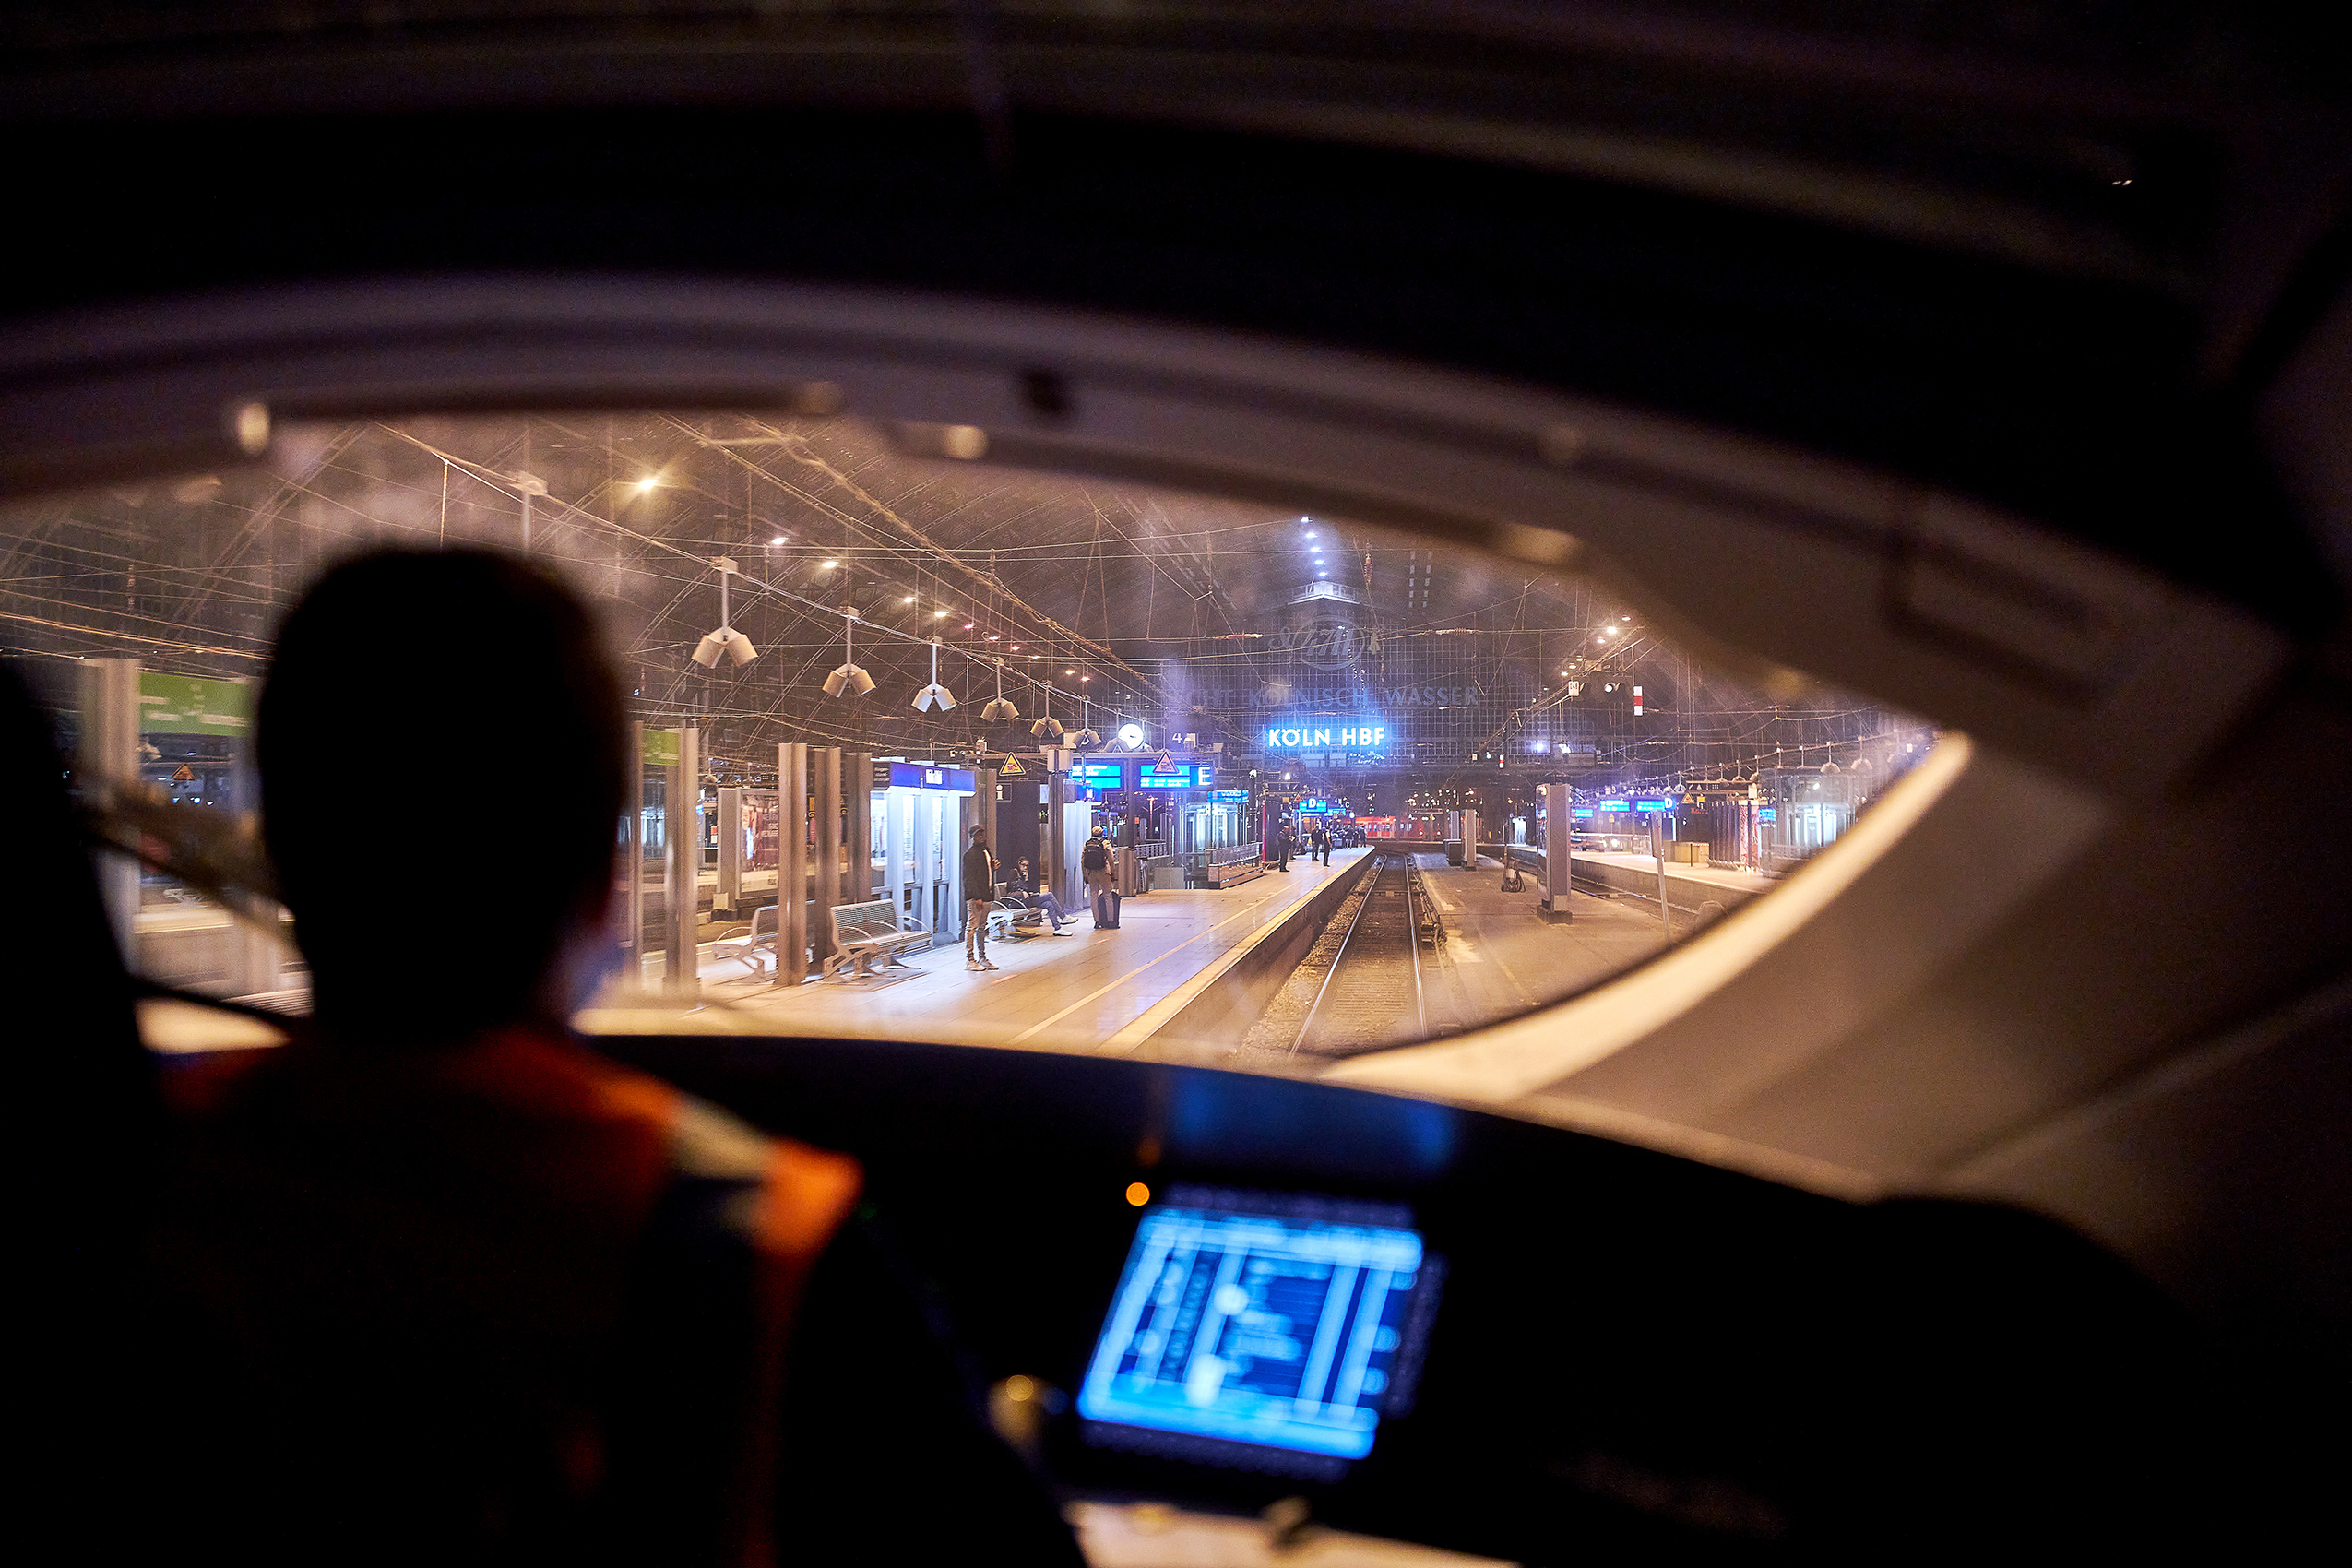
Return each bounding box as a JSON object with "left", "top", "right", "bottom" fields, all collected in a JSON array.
[{"left": 1291, "top": 853, "right": 1433, "bottom": 1058}]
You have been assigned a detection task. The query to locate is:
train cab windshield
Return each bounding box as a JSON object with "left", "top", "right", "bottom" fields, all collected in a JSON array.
[{"left": 12, "top": 409, "right": 1922, "bottom": 1072}]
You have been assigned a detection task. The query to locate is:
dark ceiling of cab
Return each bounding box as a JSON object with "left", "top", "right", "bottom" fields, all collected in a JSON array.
[{"left": 2, "top": 1, "right": 2346, "bottom": 627}]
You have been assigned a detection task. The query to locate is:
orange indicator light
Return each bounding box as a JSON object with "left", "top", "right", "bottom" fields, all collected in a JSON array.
[{"left": 1124, "top": 1182, "right": 1151, "bottom": 1207}]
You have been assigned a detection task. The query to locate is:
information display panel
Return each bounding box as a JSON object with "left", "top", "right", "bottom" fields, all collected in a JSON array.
[{"left": 1078, "top": 1187, "right": 1440, "bottom": 1475}]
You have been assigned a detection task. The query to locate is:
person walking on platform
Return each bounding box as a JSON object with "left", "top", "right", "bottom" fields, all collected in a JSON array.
[
  {"left": 1313, "top": 823, "right": 1333, "bottom": 865},
  {"left": 963, "top": 822, "right": 1001, "bottom": 969},
  {"left": 1083, "top": 828, "right": 1120, "bottom": 927}
]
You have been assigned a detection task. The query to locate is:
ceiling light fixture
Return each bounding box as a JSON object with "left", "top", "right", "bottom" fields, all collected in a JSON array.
[
  {"left": 821, "top": 604, "right": 873, "bottom": 696},
  {"left": 1030, "top": 679, "right": 1064, "bottom": 740},
  {"left": 690, "top": 556, "right": 758, "bottom": 668},
  {"left": 911, "top": 636, "right": 956, "bottom": 712},
  {"left": 980, "top": 658, "right": 1021, "bottom": 722}
]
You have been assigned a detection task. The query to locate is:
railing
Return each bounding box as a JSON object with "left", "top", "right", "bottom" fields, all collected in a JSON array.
[{"left": 1179, "top": 841, "right": 1263, "bottom": 876}]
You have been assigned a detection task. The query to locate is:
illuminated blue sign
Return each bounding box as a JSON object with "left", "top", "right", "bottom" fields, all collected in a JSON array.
[
  {"left": 1570, "top": 807, "right": 1595, "bottom": 820},
  {"left": 1596, "top": 798, "right": 1630, "bottom": 812},
  {"left": 883, "top": 762, "right": 976, "bottom": 793},
  {"left": 1633, "top": 797, "right": 1672, "bottom": 812},
  {"left": 1210, "top": 790, "right": 1250, "bottom": 804},
  {"left": 1758, "top": 806, "right": 1777, "bottom": 823},
  {"left": 1138, "top": 764, "right": 1205, "bottom": 789},
  {"left": 1264, "top": 723, "right": 1387, "bottom": 751},
  {"left": 1073, "top": 761, "right": 1126, "bottom": 787}
]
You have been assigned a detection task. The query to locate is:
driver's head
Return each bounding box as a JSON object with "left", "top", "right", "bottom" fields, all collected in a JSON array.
[{"left": 260, "top": 549, "right": 625, "bottom": 1039}]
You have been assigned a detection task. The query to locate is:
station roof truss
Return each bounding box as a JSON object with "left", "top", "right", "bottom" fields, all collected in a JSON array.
[{"left": 0, "top": 411, "right": 1901, "bottom": 787}]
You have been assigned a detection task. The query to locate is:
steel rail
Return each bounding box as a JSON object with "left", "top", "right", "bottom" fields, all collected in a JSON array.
[{"left": 1293, "top": 853, "right": 1425, "bottom": 1055}]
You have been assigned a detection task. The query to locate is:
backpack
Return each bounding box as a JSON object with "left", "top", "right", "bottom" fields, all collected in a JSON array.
[{"left": 1082, "top": 840, "right": 1109, "bottom": 872}]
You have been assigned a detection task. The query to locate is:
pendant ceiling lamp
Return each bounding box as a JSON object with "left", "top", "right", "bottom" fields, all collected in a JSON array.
[
  {"left": 980, "top": 658, "right": 1021, "bottom": 721},
  {"left": 690, "top": 556, "right": 758, "bottom": 668},
  {"left": 1068, "top": 695, "right": 1100, "bottom": 749},
  {"left": 821, "top": 605, "right": 873, "bottom": 696},
  {"left": 1030, "top": 679, "right": 1064, "bottom": 740},
  {"left": 911, "top": 636, "right": 956, "bottom": 712}
]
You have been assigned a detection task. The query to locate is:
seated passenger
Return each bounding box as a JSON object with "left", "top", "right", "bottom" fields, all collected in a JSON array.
[
  {"left": 153, "top": 550, "right": 1078, "bottom": 1566},
  {"left": 1007, "top": 857, "right": 1075, "bottom": 932}
]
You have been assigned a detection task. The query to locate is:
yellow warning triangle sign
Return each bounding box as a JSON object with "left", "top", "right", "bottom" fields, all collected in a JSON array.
[{"left": 1000, "top": 756, "right": 1028, "bottom": 775}]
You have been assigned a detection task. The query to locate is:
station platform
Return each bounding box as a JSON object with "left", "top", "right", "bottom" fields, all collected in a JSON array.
[
  {"left": 1569, "top": 849, "right": 1772, "bottom": 899},
  {"left": 1412, "top": 855, "right": 1675, "bottom": 1036},
  {"left": 582, "top": 849, "right": 1375, "bottom": 1054}
]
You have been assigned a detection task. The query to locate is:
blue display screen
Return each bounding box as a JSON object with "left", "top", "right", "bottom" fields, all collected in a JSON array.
[{"left": 1078, "top": 1193, "right": 1431, "bottom": 1463}]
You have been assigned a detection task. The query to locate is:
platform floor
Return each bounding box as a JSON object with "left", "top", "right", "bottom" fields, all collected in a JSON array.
[
  {"left": 582, "top": 849, "right": 1373, "bottom": 1054},
  {"left": 1570, "top": 849, "right": 1773, "bottom": 896},
  {"left": 1411, "top": 856, "right": 1672, "bottom": 1034}
]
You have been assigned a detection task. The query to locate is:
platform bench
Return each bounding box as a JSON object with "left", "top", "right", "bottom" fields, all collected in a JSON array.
[
  {"left": 1204, "top": 861, "right": 1265, "bottom": 888},
  {"left": 986, "top": 895, "right": 1053, "bottom": 942},
  {"left": 823, "top": 898, "right": 931, "bottom": 979}
]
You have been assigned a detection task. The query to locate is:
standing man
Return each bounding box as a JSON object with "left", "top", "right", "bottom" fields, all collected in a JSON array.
[
  {"left": 1315, "top": 822, "right": 1333, "bottom": 864},
  {"left": 963, "top": 823, "right": 999, "bottom": 971},
  {"left": 1083, "top": 826, "right": 1120, "bottom": 928},
  {"left": 1275, "top": 816, "right": 1293, "bottom": 873}
]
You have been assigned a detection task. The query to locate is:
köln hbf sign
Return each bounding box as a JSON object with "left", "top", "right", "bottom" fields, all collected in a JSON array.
[{"left": 1264, "top": 723, "right": 1387, "bottom": 751}]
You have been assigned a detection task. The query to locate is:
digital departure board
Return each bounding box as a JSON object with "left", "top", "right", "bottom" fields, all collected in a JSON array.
[{"left": 1078, "top": 1187, "right": 1440, "bottom": 1476}]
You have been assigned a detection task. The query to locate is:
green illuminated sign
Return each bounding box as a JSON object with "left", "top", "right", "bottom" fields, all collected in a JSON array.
[
  {"left": 137, "top": 672, "right": 250, "bottom": 737},
  {"left": 642, "top": 728, "right": 680, "bottom": 766}
]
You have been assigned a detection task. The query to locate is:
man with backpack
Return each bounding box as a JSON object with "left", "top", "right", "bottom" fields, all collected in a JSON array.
[{"left": 1082, "top": 828, "right": 1120, "bottom": 928}]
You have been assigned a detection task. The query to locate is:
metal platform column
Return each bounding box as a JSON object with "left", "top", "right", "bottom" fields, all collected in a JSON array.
[
  {"left": 847, "top": 751, "right": 873, "bottom": 900},
  {"left": 1540, "top": 781, "right": 1573, "bottom": 922},
  {"left": 664, "top": 726, "right": 700, "bottom": 996},
  {"left": 814, "top": 746, "right": 840, "bottom": 970},
  {"left": 77, "top": 656, "right": 140, "bottom": 958},
  {"left": 717, "top": 785, "right": 742, "bottom": 920},
  {"left": 776, "top": 742, "right": 808, "bottom": 986}
]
